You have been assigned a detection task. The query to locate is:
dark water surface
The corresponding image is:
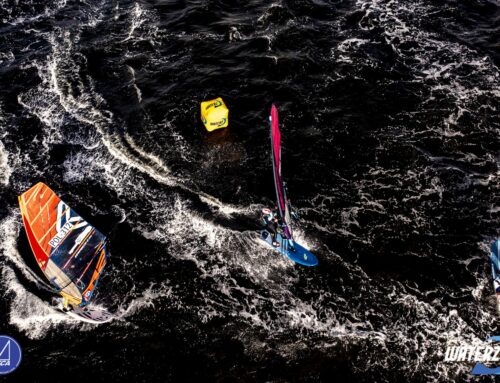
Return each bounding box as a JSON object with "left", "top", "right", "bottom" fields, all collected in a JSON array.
[{"left": 0, "top": 0, "right": 499, "bottom": 381}]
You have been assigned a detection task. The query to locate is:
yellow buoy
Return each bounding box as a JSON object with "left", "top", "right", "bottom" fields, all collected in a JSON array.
[{"left": 200, "top": 97, "right": 229, "bottom": 131}]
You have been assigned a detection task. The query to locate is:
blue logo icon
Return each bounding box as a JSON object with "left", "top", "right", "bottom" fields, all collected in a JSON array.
[
  {"left": 0, "top": 335, "right": 22, "bottom": 375},
  {"left": 471, "top": 336, "right": 500, "bottom": 375}
]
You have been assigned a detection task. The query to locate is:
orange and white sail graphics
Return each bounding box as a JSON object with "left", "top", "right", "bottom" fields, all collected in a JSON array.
[{"left": 18, "top": 183, "right": 108, "bottom": 307}]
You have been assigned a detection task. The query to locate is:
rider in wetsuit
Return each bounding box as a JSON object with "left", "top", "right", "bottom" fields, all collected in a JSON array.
[{"left": 261, "top": 208, "right": 280, "bottom": 247}]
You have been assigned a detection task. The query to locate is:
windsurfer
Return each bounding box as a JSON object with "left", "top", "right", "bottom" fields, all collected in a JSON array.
[
  {"left": 62, "top": 293, "right": 79, "bottom": 312},
  {"left": 261, "top": 208, "right": 280, "bottom": 247}
]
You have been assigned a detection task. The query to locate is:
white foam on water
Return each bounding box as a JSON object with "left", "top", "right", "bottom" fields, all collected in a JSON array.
[
  {"left": 122, "top": 2, "right": 158, "bottom": 43},
  {"left": 0, "top": 51, "right": 15, "bottom": 65},
  {"left": 0, "top": 213, "right": 52, "bottom": 288},
  {"left": 124, "top": 133, "right": 170, "bottom": 175},
  {"left": 130, "top": 194, "right": 372, "bottom": 340},
  {"left": 127, "top": 66, "right": 142, "bottom": 103},
  {"left": 18, "top": 25, "right": 249, "bottom": 224},
  {"left": 159, "top": 117, "right": 195, "bottom": 164},
  {"left": 1, "top": 0, "right": 68, "bottom": 26},
  {"left": 0, "top": 139, "right": 12, "bottom": 186},
  {"left": 3, "top": 267, "right": 72, "bottom": 339},
  {"left": 198, "top": 194, "right": 259, "bottom": 216},
  {"left": 124, "top": 3, "right": 145, "bottom": 41},
  {"left": 117, "top": 282, "right": 174, "bottom": 318},
  {"left": 18, "top": 28, "right": 179, "bottom": 189},
  {"left": 113, "top": 1, "right": 120, "bottom": 21},
  {"left": 334, "top": 38, "right": 370, "bottom": 63},
  {"left": 0, "top": 213, "right": 88, "bottom": 338},
  {"left": 354, "top": 0, "right": 500, "bottom": 136}
]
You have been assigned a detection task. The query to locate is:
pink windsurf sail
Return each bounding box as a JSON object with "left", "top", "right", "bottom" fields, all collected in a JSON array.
[{"left": 270, "top": 105, "right": 293, "bottom": 240}]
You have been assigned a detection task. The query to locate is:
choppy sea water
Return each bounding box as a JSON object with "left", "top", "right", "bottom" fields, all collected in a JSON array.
[{"left": 0, "top": 0, "right": 499, "bottom": 381}]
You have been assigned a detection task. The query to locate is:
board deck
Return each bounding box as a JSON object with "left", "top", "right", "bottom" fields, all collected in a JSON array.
[
  {"left": 61, "top": 303, "right": 115, "bottom": 324},
  {"left": 261, "top": 230, "right": 318, "bottom": 267}
]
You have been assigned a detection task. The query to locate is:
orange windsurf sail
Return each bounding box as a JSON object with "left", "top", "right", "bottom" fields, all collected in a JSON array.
[{"left": 18, "top": 183, "right": 108, "bottom": 307}]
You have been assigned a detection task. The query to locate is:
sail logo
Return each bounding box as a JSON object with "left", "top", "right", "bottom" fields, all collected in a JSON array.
[
  {"left": 49, "top": 221, "right": 73, "bottom": 248},
  {"left": 0, "top": 336, "right": 22, "bottom": 374},
  {"left": 49, "top": 201, "right": 89, "bottom": 248}
]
